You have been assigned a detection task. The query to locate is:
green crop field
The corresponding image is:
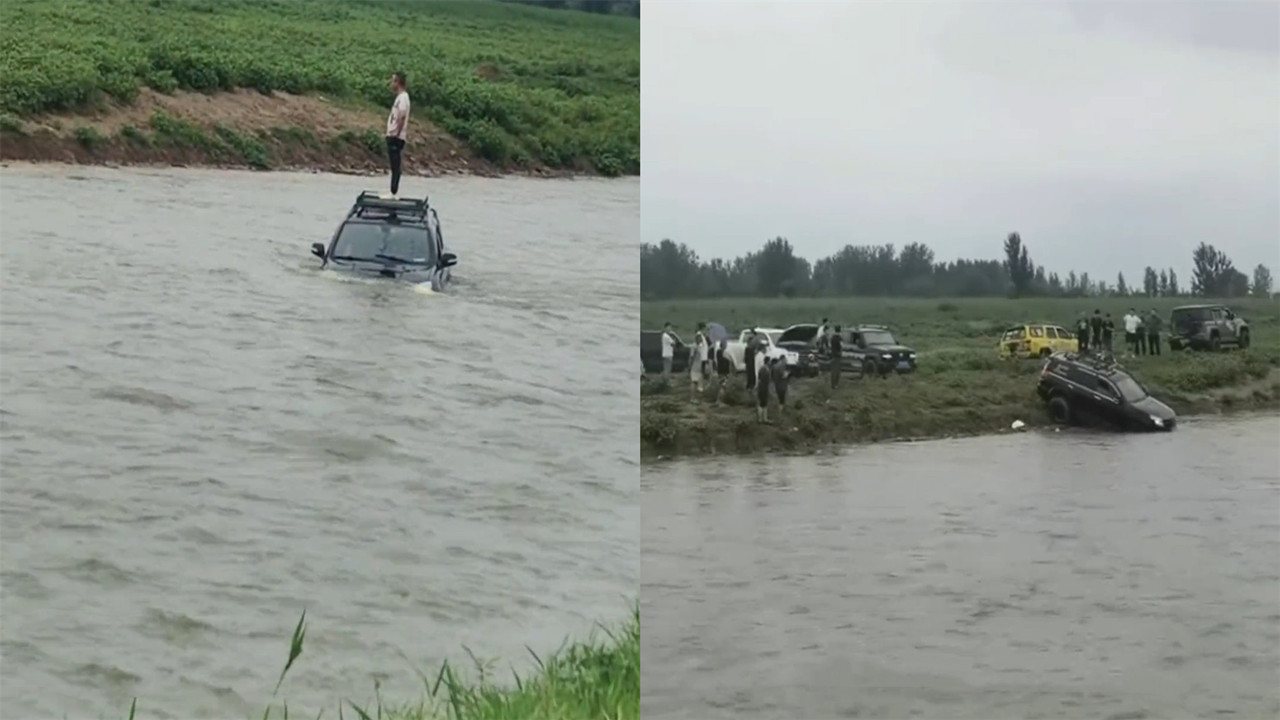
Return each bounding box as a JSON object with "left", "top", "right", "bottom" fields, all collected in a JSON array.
[{"left": 0, "top": 0, "right": 639, "bottom": 175}]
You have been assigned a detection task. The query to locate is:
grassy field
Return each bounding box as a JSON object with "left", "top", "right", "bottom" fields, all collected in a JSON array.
[
  {"left": 641, "top": 296, "right": 1280, "bottom": 459},
  {"left": 0, "top": 0, "right": 638, "bottom": 175},
  {"left": 123, "top": 608, "right": 639, "bottom": 720}
]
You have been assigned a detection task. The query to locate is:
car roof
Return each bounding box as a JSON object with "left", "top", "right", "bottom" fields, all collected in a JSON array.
[{"left": 1172, "top": 304, "right": 1216, "bottom": 310}]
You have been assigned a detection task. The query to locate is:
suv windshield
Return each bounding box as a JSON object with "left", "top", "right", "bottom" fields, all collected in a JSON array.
[
  {"left": 1003, "top": 328, "right": 1026, "bottom": 340},
  {"left": 332, "top": 222, "right": 435, "bottom": 264},
  {"left": 1110, "top": 374, "right": 1148, "bottom": 403},
  {"left": 861, "top": 330, "right": 897, "bottom": 346}
]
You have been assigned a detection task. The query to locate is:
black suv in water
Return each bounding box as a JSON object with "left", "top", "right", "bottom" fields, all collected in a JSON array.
[
  {"left": 1167, "top": 304, "right": 1250, "bottom": 351},
  {"left": 640, "top": 329, "right": 692, "bottom": 375},
  {"left": 312, "top": 191, "right": 458, "bottom": 291},
  {"left": 1036, "top": 352, "right": 1176, "bottom": 431}
]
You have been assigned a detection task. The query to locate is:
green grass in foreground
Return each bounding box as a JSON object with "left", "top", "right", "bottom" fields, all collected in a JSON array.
[
  {"left": 0, "top": 0, "right": 638, "bottom": 175},
  {"left": 641, "top": 296, "right": 1280, "bottom": 458},
  {"left": 123, "top": 608, "right": 639, "bottom": 720}
]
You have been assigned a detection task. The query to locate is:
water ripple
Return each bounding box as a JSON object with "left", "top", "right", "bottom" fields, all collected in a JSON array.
[{"left": 0, "top": 165, "right": 638, "bottom": 718}]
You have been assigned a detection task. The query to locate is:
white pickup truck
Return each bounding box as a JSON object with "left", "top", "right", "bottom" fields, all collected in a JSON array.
[{"left": 723, "top": 328, "right": 800, "bottom": 374}]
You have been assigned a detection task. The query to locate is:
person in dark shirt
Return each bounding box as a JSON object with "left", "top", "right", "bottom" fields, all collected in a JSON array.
[
  {"left": 1090, "top": 309, "right": 1103, "bottom": 348},
  {"left": 744, "top": 330, "right": 758, "bottom": 391},
  {"left": 771, "top": 356, "right": 789, "bottom": 415},
  {"left": 829, "top": 325, "right": 844, "bottom": 387},
  {"left": 755, "top": 357, "right": 772, "bottom": 423},
  {"left": 1103, "top": 313, "right": 1115, "bottom": 352},
  {"left": 1146, "top": 309, "right": 1163, "bottom": 356},
  {"left": 1075, "top": 313, "right": 1090, "bottom": 352}
]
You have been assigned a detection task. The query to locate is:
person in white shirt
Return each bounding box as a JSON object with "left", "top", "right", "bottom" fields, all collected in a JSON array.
[
  {"left": 384, "top": 72, "right": 412, "bottom": 199},
  {"left": 1122, "top": 309, "right": 1140, "bottom": 354},
  {"left": 660, "top": 322, "right": 675, "bottom": 382},
  {"left": 690, "top": 324, "right": 708, "bottom": 397}
]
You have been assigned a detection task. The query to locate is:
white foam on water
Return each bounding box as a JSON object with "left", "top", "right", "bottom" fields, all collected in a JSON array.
[{"left": 411, "top": 282, "right": 436, "bottom": 296}]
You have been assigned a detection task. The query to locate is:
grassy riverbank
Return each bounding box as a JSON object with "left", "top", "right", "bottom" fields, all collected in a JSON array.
[
  {"left": 641, "top": 296, "right": 1280, "bottom": 459},
  {"left": 124, "top": 609, "right": 639, "bottom": 720},
  {"left": 0, "top": 0, "right": 638, "bottom": 177}
]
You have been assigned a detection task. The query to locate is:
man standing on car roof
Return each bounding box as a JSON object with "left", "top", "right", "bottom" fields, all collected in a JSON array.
[
  {"left": 1076, "top": 313, "right": 1090, "bottom": 352},
  {"left": 384, "top": 71, "right": 411, "bottom": 199},
  {"left": 1146, "top": 309, "right": 1163, "bottom": 356}
]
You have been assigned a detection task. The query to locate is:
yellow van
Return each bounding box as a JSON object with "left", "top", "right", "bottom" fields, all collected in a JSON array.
[{"left": 999, "top": 324, "right": 1077, "bottom": 359}]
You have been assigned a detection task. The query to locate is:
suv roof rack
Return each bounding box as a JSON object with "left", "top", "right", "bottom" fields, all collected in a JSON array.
[
  {"left": 1059, "top": 350, "right": 1126, "bottom": 374},
  {"left": 348, "top": 191, "right": 430, "bottom": 220}
]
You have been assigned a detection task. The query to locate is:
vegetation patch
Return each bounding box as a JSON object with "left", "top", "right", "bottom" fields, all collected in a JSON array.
[
  {"left": 0, "top": 0, "right": 638, "bottom": 175},
  {"left": 122, "top": 607, "right": 639, "bottom": 720},
  {"left": 641, "top": 296, "right": 1280, "bottom": 459}
]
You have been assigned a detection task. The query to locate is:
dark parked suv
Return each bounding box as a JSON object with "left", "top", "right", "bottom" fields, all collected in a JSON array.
[
  {"left": 1167, "top": 304, "right": 1251, "bottom": 351},
  {"left": 640, "top": 330, "right": 692, "bottom": 374},
  {"left": 1036, "top": 352, "right": 1176, "bottom": 431}
]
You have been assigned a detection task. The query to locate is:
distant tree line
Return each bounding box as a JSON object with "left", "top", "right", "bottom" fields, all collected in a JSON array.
[
  {"left": 640, "top": 234, "right": 1276, "bottom": 301},
  {"left": 498, "top": 0, "right": 639, "bottom": 18}
]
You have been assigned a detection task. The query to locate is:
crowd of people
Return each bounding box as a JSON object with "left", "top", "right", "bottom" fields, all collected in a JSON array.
[
  {"left": 1074, "top": 308, "right": 1165, "bottom": 356},
  {"left": 655, "top": 323, "right": 783, "bottom": 422}
]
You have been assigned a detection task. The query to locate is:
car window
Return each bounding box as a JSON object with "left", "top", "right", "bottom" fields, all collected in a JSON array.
[
  {"left": 1053, "top": 327, "right": 1072, "bottom": 339},
  {"left": 1172, "top": 307, "right": 1210, "bottom": 323},
  {"left": 861, "top": 330, "right": 896, "bottom": 345},
  {"left": 1096, "top": 378, "right": 1119, "bottom": 399},
  {"left": 1003, "top": 327, "right": 1026, "bottom": 340},
  {"left": 1111, "top": 374, "right": 1148, "bottom": 403},
  {"left": 1029, "top": 326, "right": 1044, "bottom": 338},
  {"left": 333, "top": 222, "right": 435, "bottom": 263}
]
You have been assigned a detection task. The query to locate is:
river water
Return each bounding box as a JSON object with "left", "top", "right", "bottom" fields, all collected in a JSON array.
[
  {"left": 642, "top": 414, "right": 1280, "bottom": 719},
  {"left": 0, "top": 164, "right": 638, "bottom": 718}
]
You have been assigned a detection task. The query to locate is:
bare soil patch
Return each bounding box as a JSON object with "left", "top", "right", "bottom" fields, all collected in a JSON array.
[{"left": 0, "top": 88, "right": 563, "bottom": 177}]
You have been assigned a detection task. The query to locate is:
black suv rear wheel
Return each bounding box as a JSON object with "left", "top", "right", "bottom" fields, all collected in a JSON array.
[
  {"left": 1239, "top": 329, "right": 1250, "bottom": 349},
  {"left": 1048, "top": 395, "right": 1072, "bottom": 425}
]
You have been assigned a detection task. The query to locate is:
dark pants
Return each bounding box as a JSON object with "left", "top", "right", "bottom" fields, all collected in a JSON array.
[
  {"left": 1078, "top": 335, "right": 1088, "bottom": 352},
  {"left": 1137, "top": 332, "right": 1147, "bottom": 355},
  {"left": 1092, "top": 329, "right": 1102, "bottom": 347},
  {"left": 386, "top": 136, "right": 406, "bottom": 194},
  {"left": 1125, "top": 331, "right": 1137, "bottom": 353},
  {"left": 745, "top": 354, "right": 756, "bottom": 390},
  {"left": 1148, "top": 332, "right": 1160, "bottom": 355},
  {"left": 1103, "top": 332, "right": 1113, "bottom": 351},
  {"left": 830, "top": 357, "right": 842, "bottom": 387}
]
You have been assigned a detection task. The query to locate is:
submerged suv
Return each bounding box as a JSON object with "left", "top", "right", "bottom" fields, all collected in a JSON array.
[
  {"left": 1167, "top": 304, "right": 1250, "bottom": 351},
  {"left": 312, "top": 191, "right": 457, "bottom": 291},
  {"left": 1036, "top": 352, "right": 1176, "bottom": 432}
]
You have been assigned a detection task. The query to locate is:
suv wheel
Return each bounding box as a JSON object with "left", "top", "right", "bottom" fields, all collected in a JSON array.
[
  {"left": 1209, "top": 334, "right": 1221, "bottom": 351},
  {"left": 1039, "top": 348, "right": 1052, "bottom": 358},
  {"left": 1239, "top": 329, "right": 1250, "bottom": 349},
  {"left": 1048, "top": 395, "right": 1072, "bottom": 425}
]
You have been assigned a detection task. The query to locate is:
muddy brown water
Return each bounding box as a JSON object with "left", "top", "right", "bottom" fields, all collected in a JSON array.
[
  {"left": 642, "top": 413, "right": 1280, "bottom": 719},
  {"left": 0, "top": 164, "right": 638, "bottom": 718}
]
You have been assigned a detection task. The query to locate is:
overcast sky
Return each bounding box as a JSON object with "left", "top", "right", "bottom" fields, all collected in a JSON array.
[{"left": 641, "top": 0, "right": 1279, "bottom": 282}]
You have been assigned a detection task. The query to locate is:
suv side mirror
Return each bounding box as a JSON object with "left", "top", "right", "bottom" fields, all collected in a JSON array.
[
  {"left": 311, "top": 242, "right": 326, "bottom": 259},
  {"left": 439, "top": 252, "right": 457, "bottom": 269}
]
